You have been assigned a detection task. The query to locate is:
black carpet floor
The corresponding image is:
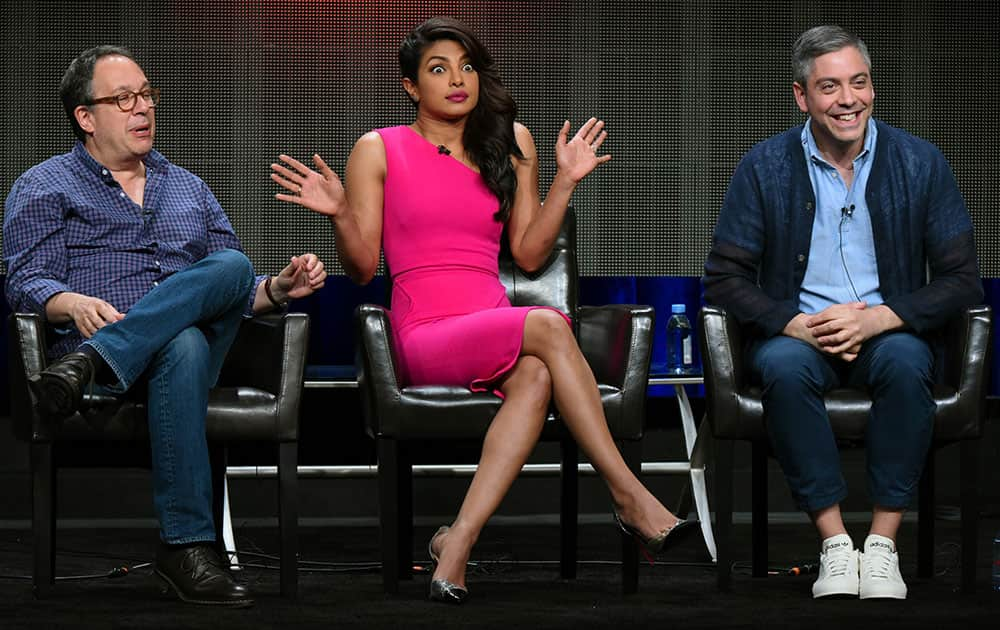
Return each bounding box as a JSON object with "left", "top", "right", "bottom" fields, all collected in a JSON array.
[{"left": 1, "top": 519, "right": 997, "bottom": 629}]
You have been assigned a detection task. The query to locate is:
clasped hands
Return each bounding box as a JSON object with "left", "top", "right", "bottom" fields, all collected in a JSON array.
[{"left": 785, "top": 302, "right": 898, "bottom": 362}]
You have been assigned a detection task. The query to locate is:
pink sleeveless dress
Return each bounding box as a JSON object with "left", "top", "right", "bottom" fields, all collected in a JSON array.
[{"left": 377, "top": 125, "right": 570, "bottom": 395}]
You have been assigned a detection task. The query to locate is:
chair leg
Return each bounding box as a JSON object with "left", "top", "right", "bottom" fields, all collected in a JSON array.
[
  {"left": 751, "top": 441, "right": 768, "bottom": 578},
  {"left": 278, "top": 441, "right": 299, "bottom": 598},
  {"left": 559, "top": 438, "right": 578, "bottom": 580},
  {"left": 209, "top": 444, "right": 227, "bottom": 556},
  {"left": 715, "top": 438, "right": 734, "bottom": 591},
  {"left": 398, "top": 445, "right": 413, "bottom": 582},
  {"left": 377, "top": 437, "right": 401, "bottom": 594},
  {"left": 959, "top": 439, "right": 979, "bottom": 594},
  {"left": 31, "top": 442, "right": 55, "bottom": 599},
  {"left": 619, "top": 440, "right": 641, "bottom": 595},
  {"left": 917, "top": 451, "right": 935, "bottom": 579}
]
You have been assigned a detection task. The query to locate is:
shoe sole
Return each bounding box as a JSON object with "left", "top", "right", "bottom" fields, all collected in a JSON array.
[
  {"left": 813, "top": 577, "right": 860, "bottom": 598},
  {"left": 28, "top": 373, "right": 76, "bottom": 418},
  {"left": 813, "top": 577, "right": 860, "bottom": 599},
  {"left": 659, "top": 519, "right": 702, "bottom": 554},
  {"left": 813, "top": 590, "right": 859, "bottom": 599},
  {"left": 154, "top": 570, "right": 255, "bottom": 608},
  {"left": 860, "top": 595, "right": 906, "bottom": 600},
  {"left": 860, "top": 590, "right": 907, "bottom": 600}
]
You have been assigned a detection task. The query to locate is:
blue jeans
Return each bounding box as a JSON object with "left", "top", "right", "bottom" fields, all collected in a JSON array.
[
  {"left": 749, "top": 332, "right": 935, "bottom": 512},
  {"left": 84, "top": 249, "right": 255, "bottom": 544}
]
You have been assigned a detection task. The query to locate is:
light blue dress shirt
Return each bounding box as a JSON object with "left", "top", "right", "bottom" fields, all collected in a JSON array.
[{"left": 798, "top": 117, "right": 884, "bottom": 314}]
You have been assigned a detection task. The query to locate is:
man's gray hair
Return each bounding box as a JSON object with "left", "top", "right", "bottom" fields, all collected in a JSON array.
[{"left": 792, "top": 25, "right": 871, "bottom": 87}]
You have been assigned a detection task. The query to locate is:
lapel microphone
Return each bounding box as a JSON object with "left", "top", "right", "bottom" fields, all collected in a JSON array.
[
  {"left": 437, "top": 145, "right": 451, "bottom": 155},
  {"left": 841, "top": 204, "right": 855, "bottom": 218}
]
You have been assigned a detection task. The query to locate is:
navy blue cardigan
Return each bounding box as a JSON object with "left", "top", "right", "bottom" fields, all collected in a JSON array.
[{"left": 703, "top": 119, "right": 982, "bottom": 340}]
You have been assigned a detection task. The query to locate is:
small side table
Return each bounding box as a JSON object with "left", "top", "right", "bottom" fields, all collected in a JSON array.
[{"left": 647, "top": 374, "right": 716, "bottom": 562}]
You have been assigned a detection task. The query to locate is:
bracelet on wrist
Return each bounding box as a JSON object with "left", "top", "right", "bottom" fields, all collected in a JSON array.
[{"left": 264, "top": 276, "right": 286, "bottom": 308}]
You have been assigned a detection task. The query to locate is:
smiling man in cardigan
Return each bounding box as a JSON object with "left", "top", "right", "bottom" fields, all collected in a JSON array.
[{"left": 703, "top": 25, "right": 982, "bottom": 600}]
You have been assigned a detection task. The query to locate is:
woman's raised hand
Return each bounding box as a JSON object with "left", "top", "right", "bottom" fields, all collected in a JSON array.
[
  {"left": 554, "top": 118, "right": 612, "bottom": 184},
  {"left": 271, "top": 153, "right": 346, "bottom": 217}
]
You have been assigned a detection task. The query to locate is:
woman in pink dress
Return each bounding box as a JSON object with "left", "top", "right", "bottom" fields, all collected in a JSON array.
[{"left": 271, "top": 17, "right": 696, "bottom": 603}]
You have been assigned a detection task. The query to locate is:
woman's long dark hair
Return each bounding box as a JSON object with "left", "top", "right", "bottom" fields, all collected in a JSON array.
[{"left": 400, "top": 17, "right": 523, "bottom": 222}]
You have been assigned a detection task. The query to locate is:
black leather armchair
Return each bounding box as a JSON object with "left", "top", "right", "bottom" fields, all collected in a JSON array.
[
  {"left": 355, "top": 208, "right": 655, "bottom": 594},
  {"left": 7, "top": 311, "right": 309, "bottom": 598},
  {"left": 699, "top": 304, "right": 992, "bottom": 593}
]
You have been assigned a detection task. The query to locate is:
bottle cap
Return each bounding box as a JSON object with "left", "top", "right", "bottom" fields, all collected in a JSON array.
[{"left": 671, "top": 304, "right": 686, "bottom": 314}]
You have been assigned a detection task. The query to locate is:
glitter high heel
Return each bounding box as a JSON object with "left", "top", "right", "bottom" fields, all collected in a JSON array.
[
  {"left": 613, "top": 511, "right": 700, "bottom": 564},
  {"left": 427, "top": 526, "right": 468, "bottom": 604}
]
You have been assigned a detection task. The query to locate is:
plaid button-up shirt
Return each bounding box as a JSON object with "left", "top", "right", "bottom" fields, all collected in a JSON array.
[{"left": 3, "top": 142, "right": 262, "bottom": 356}]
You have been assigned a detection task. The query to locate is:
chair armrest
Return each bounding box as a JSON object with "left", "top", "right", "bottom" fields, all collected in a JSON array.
[
  {"left": 941, "top": 305, "right": 992, "bottom": 389},
  {"left": 577, "top": 304, "right": 654, "bottom": 440},
  {"left": 698, "top": 305, "right": 749, "bottom": 437},
  {"left": 7, "top": 313, "right": 48, "bottom": 442},
  {"left": 217, "top": 312, "right": 310, "bottom": 441},
  {"left": 219, "top": 312, "right": 310, "bottom": 392},
  {"left": 939, "top": 305, "right": 993, "bottom": 439},
  {"left": 577, "top": 304, "right": 654, "bottom": 393},
  {"left": 354, "top": 304, "right": 403, "bottom": 438}
]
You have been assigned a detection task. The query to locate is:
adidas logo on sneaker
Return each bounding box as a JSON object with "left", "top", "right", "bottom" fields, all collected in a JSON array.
[
  {"left": 860, "top": 534, "right": 907, "bottom": 599},
  {"left": 812, "top": 534, "right": 859, "bottom": 599}
]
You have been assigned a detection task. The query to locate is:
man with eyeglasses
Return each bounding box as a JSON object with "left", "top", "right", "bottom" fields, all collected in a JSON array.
[
  {"left": 703, "top": 26, "right": 981, "bottom": 600},
  {"left": 3, "top": 45, "right": 327, "bottom": 607}
]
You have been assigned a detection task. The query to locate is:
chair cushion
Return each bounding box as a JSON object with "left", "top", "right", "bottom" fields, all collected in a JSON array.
[
  {"left": 715, "top": 383, "right": 968, "bottom": 443},
  {"left": 701, "top": 305, "right": 991, "bottom": 446},
  {"left": 359, "top": 208, "right": 652, "bottom": 445},
  {"left": 35, "top": 387, "right": 287, "bottom": 442},
  {"left": 9, "top": 312, "right": 308, "bottom": 444},
  {"left": 374, "top": 385, "right": 503, "bottom": 440}
]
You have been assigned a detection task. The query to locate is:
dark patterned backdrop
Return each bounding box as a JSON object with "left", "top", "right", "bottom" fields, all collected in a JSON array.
[{"left": 2, "top": 0, "right": 997, "bottom": 276}]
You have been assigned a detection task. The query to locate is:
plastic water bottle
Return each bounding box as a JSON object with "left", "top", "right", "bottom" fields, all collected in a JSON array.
[
  {"left": 666, "top": 304, "right": 694, "bottom": 374},
  {"left": 993, "top": 529, "right": 1000, "bottom": 592}
]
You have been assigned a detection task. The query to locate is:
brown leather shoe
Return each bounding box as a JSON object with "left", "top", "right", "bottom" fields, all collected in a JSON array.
[
  {"left": 155, "top": 544, "right": 254, "bottom": 607},
  {"left": 28, "top": 351, "right": 94, "bottom": 418}
]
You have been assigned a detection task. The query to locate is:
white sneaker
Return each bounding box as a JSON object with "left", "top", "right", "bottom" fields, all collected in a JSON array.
[
  {"left": 860, "top": 534, "right": 907, "bottom": 599},
  {"left": 812, "top": 534, "right": 859, "bottom": 598}
]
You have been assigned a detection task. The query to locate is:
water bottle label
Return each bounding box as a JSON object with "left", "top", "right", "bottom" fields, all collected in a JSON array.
[
  {"left": 993, "top": 534, "right": 1000, "bottom": 591},
  {"left": 682, "top": 337, "right": 692, "bottom": 366}
]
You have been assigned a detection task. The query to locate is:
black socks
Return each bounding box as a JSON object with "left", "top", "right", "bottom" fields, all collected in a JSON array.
[{"left": 78, "top": 344, "right": 114, "bottom": 386}]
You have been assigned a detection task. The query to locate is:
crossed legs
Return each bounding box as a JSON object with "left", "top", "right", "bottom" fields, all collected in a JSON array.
[
  {"left": 431, "top": 309, "right": 679, "bottom": 589},
  {"left": 82, "top": 249, "right": 254, "bottom": 542},
  {"left": 430, "top": 355, "right": 551, "bottom": 589},
  {"left": 31, "top": 250, "right": 257, "bottom": 606}
]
